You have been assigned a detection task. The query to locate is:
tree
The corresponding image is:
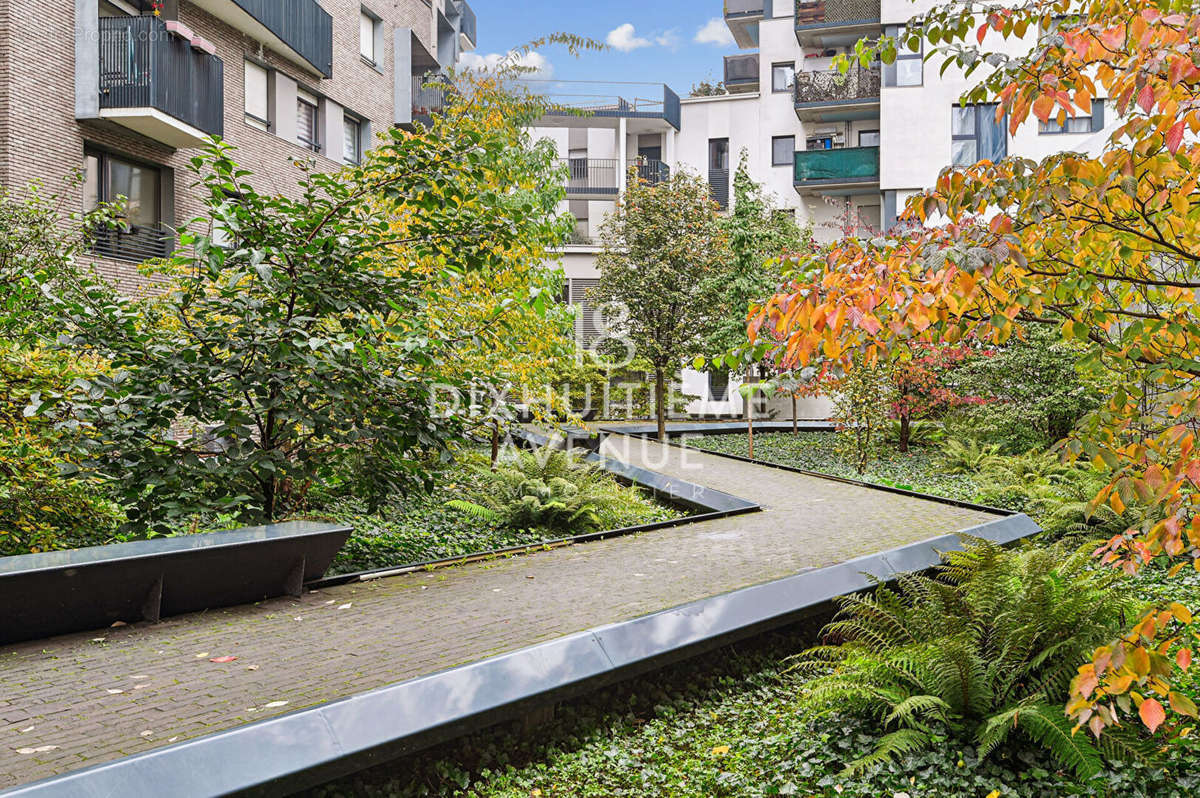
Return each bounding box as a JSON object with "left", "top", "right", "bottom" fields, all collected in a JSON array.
[
  {"left": 0, "top": 182, "right": 123, "bottom": 554},
  {"left": 889, "top": 340, "right": 981, "bottom": 452},
  {"left": 404, "top": 65, "right": 578, "bottom": 462},
  {"left": 703, "top": 155, "right": 812, "bottom": 358},
  {"left": 47, "top": 112, "right": 568, "bottom": 531},
  {"left": 752, "top": 0, "right": 1200, "bottom": 737},
  {"left": 831, "top": 354, "right": 893, "bottom": 474},
  {"left": 592, "top": 170, "right": 730, "bottom": 440}
]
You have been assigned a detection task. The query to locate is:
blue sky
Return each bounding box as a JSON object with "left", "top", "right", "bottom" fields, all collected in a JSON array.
[{"left": 461, "top": 0, "right": 740, "bottom": 93}]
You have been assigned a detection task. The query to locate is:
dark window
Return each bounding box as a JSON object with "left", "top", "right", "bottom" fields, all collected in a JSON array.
[
  {"left": 1039, "top": 99, "right": 1105, "bottom": 135},
  {"left": 771, "top": 135, "right": 795, "bottom": 166},
  {"left": 709, "top": 370, "right": 730, "bottom": 402},
  {"left": 772, "top": 62, "right": 795, "bottom": 93},
  {"left": 84, "top": 149, "right": 172, "bottom": 261},
  {"left": 859, "top": 130, "right": 880, "bottom": 147},
  {"left": 884, "top": 26, "right": 923, "bottom": 87},
  {"left": 952, "top": 103, "right": 1007, "bottom": 167},
  {"left": 297, "top": 88, "right": 320, "bottom": 152},
  {"left": 343, "top": 115, "right": 362, "bottom": 164},
  {"left": 708, "top": 138, "right": 730, "bottom": 210}
]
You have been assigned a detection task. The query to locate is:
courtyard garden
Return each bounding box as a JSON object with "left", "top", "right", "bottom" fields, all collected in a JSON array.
[{"left": 6, "top": 3, "right": 1200, "bottom": 795}]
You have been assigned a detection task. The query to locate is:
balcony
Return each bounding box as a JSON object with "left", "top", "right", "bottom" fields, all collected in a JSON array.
[
  {"left": 92, "top": 224, "right": 174, "bottom": 263},
  {"left": 793, "top": 66, "right": 880, "bottom": 122},
  {"left": 794, "top": 145, "right": 879, "bottom": 195},
  {"left": 794, "top": 0, "right": 882, "bottom": 48},
  {"left": 94, "top": 15, "right": 224, "bottom": 148},
  {"left": 724, "top": 53, "right": 760, "bottom": 93},
  {"left": 459, "top": 1, "right": 477, "bottom": 49},
  {"left": 190, "top": 0, "right": 333, "bottom": 77},
  {"left": 527, "top": 81, "right": 682, "bottom": 132},
  {"left": 561, "top": 158, "right": 670, "bottom": 198},
  {"left": 724, "top": 1, "right": 772, "bottom": 49},
  {"left": 410, "top": 75, "right": 449, "bottom": 126}
]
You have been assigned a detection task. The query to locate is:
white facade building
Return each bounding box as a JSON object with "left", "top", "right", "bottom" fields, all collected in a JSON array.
[{"left": 530, "top": 0, "right": 1110, "bottom": 419}]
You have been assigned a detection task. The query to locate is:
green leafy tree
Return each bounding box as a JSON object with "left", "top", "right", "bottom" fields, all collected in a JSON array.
[
  {"left": 48, "top": 123, "right": 561, "bottom": 532},
  {"left": 703, "top": 156, "right": 811, "bottom": 357},
  {"left": 592, "top": 170, "right": 730, "bottom": 439},
  {"left": 831, "top": 354, "right": 893, "bottom": 474}
]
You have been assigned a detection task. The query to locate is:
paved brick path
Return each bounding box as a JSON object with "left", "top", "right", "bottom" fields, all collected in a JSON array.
[{"left": 0, "top": 435, "right": 997, "bottom": 789}]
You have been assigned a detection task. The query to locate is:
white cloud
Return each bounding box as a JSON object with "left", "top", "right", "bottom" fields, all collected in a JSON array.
[
  {"left": 655, "top": 29, "right": 681, "bottom": 50},
  {"left": 695, "top": 18, "right": 735, "bottom": 47},
  {"left": 457, "top": 50, "right": 553, "bottom": 77},
  {"left": 606, "top": 23, "right": 652, "bottom": 52}
]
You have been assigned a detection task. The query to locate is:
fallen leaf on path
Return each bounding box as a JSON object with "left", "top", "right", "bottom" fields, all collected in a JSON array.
[
  {"left": 16, "top": 745, "right": 58, "bottom": 754},
  {"left": 263, "top": 700, "right": 289, "bottom": 709},
  {"left": 110, "top": 621, "right": 127, "bottom": 628},
  {"left": 246, "top": 665, "right": 259, "bottom": 671},
  {"left": 194, "top": 652, "right": 209, "bottom": 658},
  {"left": 337, "top": 603, "right": 352, "bottom": 610},
  {"left": 18, "top": 726, "right": 34, "bottom": 734},
  {"left": 140, "top": 731, "right": 153, "bottom": 737},
  {"left": 209, "top": 656, "right": 237, "bottom": 663},
  {"left": 106, "top": 689, "right": 124, "bottom": 694}
]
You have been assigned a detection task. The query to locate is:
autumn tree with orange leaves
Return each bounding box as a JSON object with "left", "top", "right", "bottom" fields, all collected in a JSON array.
[{"left": 753, "top": 0, "right": 1200, "bottom": 741}]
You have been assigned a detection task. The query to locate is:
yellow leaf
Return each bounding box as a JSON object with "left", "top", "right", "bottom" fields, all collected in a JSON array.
[{"left": 710, "top": 745, "right": 730, "bottom": 756}]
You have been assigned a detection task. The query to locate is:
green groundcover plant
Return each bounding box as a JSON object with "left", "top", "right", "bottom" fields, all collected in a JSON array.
[{"left": 795, "top": 540, "right": 1148, "bottom": 779}]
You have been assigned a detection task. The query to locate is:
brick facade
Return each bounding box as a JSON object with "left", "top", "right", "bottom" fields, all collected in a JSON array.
[{"left": 0, "top": 0, "right": 452, "bottom": 290}]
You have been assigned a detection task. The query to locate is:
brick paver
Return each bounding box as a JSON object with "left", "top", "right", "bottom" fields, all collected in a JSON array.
[{"left": 0, "top": 435, "right": 998, "bottom": 788}]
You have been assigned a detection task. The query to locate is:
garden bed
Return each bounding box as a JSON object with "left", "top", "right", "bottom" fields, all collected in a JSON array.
[
  {"left": 305, "top": 562, "right": 1200, "bottom": 798},
  {"left": 686, "top": 431, "right": 982, "bottom": 503},
  {"left": 313, "top": 452, "right": 688, "bottom": 577}
]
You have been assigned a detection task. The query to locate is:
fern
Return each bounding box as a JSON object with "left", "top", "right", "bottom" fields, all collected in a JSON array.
[
  {"left": 939, "top": 438, "right": 1003, "bottom": 473},
  {"left": 444, "top": 499, "right": 501, "bottom": 523},
  {"left": 795, "top": 539, "right": 1147, "bottom": 776},
  {"left": 841, "top": 729, "right": 932, "bottom": 776}
]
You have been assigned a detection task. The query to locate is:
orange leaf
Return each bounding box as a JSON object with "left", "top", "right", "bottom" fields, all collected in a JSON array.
[
  {"left": 1167, "top": 121, "right": 1186, "bottom": 154},
  {"left": 1179, "top": 648, "right": 1193, "bottom": 671},
  {"left": 1139, "top": 697, "right": 1166, "bottom": 733},
  {"left": 1137, "top": 83, "right": 1155, "bottom": 114},
  {"left": 209, "top": 656, "right": 238, "bottom": 663}
]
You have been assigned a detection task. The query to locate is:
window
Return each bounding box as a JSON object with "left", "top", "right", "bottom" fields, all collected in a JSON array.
[
  {"left": 297, "top": 88, "right": 320, "bottom": 152},
  {"left": 84, "top": 149, "right": 171, "bottom": 261},
  {"left": 884, "top": 26, "right": 923, "bottom": 87},
  {"left": 952, "top": 104, "right": 1007, "bottom": 167},
  {"left": 244, "top": 60, "right": 270, "bottom": 131},
  {"left": 343, "top": 115, "right": 362, "bottom": 164},
  {"left": 771, "top": 135, "right": 795, "bottom": 166},
  {"left": 1039, "top": 99, "right": 1105, "bottom": 134},
  {"left": 859, "top": 130, "right": 880, "bottom": 147},
  {"left": 360, "top": 9, "right": 381, "bottom": 65},
  {"left": 709, "top": 138, "right": 729, "bottom": 171},
  {"left": 772, "top": 62, "right": 796, "bottom": 93}
]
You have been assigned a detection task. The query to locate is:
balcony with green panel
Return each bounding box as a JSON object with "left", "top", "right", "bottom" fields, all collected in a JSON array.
[
  {"left": 793, "top": 145, "right": 879, "bottom": 195},
  {"left": 794, "top": 0, "right": 881, "bottom": 48}
]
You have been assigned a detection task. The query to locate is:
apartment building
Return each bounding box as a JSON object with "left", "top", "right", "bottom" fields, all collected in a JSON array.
[
  {"left": 0, "top": 0, "right": 476, "bottom": 289},
  {"left": 531, "top": 0, "right": 1112, "bottom": 417}
]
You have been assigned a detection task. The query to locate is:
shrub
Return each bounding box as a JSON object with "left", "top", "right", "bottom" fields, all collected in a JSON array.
[
  {"left": 795, "top": 540, "right": 1148, "bottom": 778},
  {"left": 938, "top": 438, "right": 1002, "bottom": 473},
  {"left": 447, "top": 447, "right": 632, "bottom": 534}
]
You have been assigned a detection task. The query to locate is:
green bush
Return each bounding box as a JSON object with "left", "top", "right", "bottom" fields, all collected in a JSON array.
[
  {"left": 938, "top": 438, "right": 1003, "bottom": 473},
  {"left": 448, "top": 447, "right": 636, "bottom": 534},
  {"left": 795, "top": 540, "right": 1148, "bottom": 778}
]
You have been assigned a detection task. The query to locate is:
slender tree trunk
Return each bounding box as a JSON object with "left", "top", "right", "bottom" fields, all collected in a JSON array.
[
  {"left": 491, "top": 418, "right": 500, "bottom": 470},
  {"left": 262, "top": 477, "right": 276, "bottom": 523},
  {"left": 746, "top": 367, "right": 755, "bottom": 460},
  {"left": 899, "top": 413, "right": 911, "bottom": 454},
  {"left": 792, "top": 394, "right": 798, "bottom": 434},
  {"left": 655, "top": 367, "right": 667, "bottom": 441}
]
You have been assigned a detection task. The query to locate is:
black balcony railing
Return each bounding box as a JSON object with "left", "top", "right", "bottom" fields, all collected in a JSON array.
[
  {"left": 794, "top": 66, "right": 881, "bottom": 105},
  {"left": 93, "top": 223, "right": 174, "bottom": 262},
  {"left": 98, "top": 15, "right": 225, "bottom": 138},
  {"left": 230, "top": 0, "right": 333, "bottom": 77},
  {"left": 631, "top": 158, "right": 670, "bottom": 186},
  {"left": 724, "top": 53, "right": 759, "bottom": 87},
  {"left": 795, "top": 0, "right": 881, "bottom": 28},
  {"left": 561, "top": 159, "right": 670, "bottom": 194},
  {"left": 530, "top": 81, "right": 682, "bottom": 131},
  {"left": 563, "top": 159, "right": 619, "bottom": 195}
]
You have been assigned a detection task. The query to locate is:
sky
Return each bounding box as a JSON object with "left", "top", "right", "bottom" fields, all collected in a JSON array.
[{"left": 460, "top": 0, "right": 742, "bottom": 94}]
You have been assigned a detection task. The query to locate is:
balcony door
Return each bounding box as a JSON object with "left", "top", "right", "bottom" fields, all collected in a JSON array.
[{"left": 709, "top": 138, "right": 730, "bottom": 209}]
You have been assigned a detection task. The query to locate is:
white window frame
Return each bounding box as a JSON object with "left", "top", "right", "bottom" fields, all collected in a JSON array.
[
  {"left": 244, "top": 60, "right": 271, "bottom": 132},
  {"left": 360, "top": 8, "right": 382, "bottom": 67},
  {"left": 297, "top": 87, "right": 321, "bottom": 153}
]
